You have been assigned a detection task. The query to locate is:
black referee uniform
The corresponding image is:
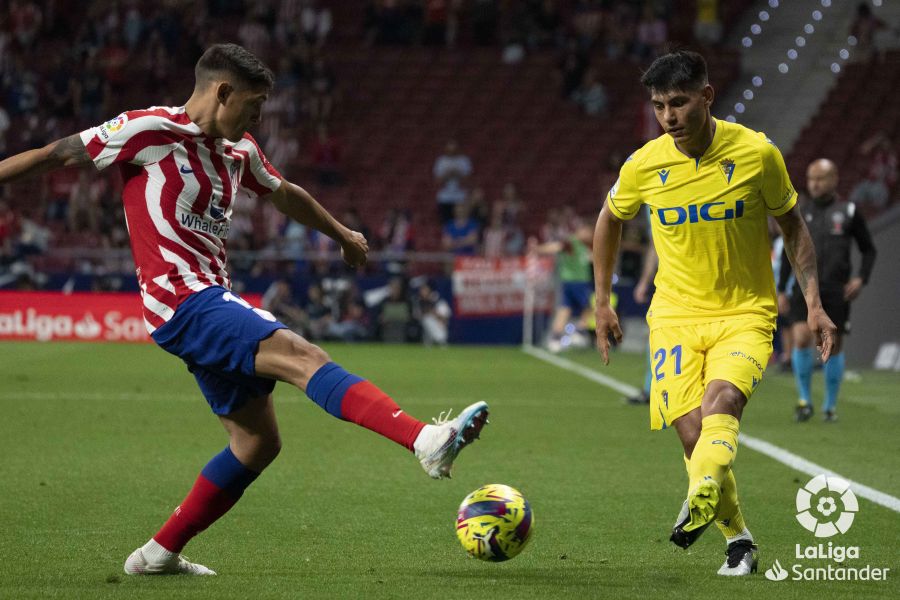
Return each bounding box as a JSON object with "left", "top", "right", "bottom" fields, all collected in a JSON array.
[{"left": 778, "top": 194, "right": 877, "bottom": 333}]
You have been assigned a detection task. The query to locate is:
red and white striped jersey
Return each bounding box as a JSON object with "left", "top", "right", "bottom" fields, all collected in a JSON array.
[{"left": 79, "top": 106, "right": 283, "bottom": 333}]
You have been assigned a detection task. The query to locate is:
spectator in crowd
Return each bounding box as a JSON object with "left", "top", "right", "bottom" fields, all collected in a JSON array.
[
  {"left": 9, "top": 0, "right": 42, "bottom": 50},
  {"left": 366, "top": 0, "right": 418, "bottom": 46},
  {"left": 570, "top": 0, "right": 604, "bottom": 52},
  {"left": 618, "top": 217, "right": 650, "bottom": 284},
  {"left": 310, "top": 124, "right": 343, "bottom": 186},
  {"left": 0, "top": 105, "right": 10, "bottom": 158},
  {"left": 302, "top": 1, "right": 333, "bottom": 50},
  {"left": 308, "top": 57, "right": 336, "bottom": 123},
  {"left": 0, "top": 200, "right": 17, "bottom": 263},
  {"left": 693, "top": 0, "right": 722, "bottom": 48},
  {"left": 379, "top": 208, "right": 415, "bottom": 253},
  {"left": 849, "top": 132, "right": 897, "bottom": 210},
  {"left": 557, "top": 38, "right": 589, "bottom": 100},
  {"left": 442, "top": 203, "right": 481, "bottom": 256},
  {"left": 73, "top": 55, "right": 110, "bottom": 125},
  {"left": 378, "top": 276, "right": 413, "bottom": 342},
  {"left": 304, "top": 282, "right": 333, "bottom": 340},
  {"left": 497, "top": 182, "right": 523, "bottom": 224},
  {"left": 483, "top": 200, "right": 525, "bottom": 258},
  {"left": 850, "top": 2, "right": 890, "bottom": 62},
  {"left": 46, "top": 56, "right": 75, "bottom": 119},
  {"left": 433, "top": 139, "right": 473, "bottom": 224},
  {"left": 603, "top": 3, "right": 637, "bottom": 60},
  {"left": 264, "top": 127, "right": 301, "bottom": 177},
  {"left": 15, "top": 208, "right": 51, "bottom": 258},
  {"left": 572, "top": 67, "right": 608, "bottom": 116},
  {"left": 343, "top": 208, "right": 372, "bottom": 250},
  {"left": 471, "top": 0, "right": 500, "bottom": 46},
  {"left": 532, "top": 0, "right": 564, "bottom": 49},
  {"left": 634, "top": 4, "right": 668, "bottom": 60},
  {"left": 329, "top": 283, "right": 370, "bottom": 341},
  {"left": 415, "top": 280, "right": 451, "bottom": 346},
  {"left": 468, "top": 186, "right": 490, "bottom": 231},
  {"left": 422, "top": 0, "right": 463, "bottom": 47},
  {"left": 262, "top": 279, "right": 308, "bottom": 335}
]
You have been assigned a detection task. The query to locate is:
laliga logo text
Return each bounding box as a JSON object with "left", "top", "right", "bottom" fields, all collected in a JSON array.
[{"left": 765, "top": 475, "right": 891, "bottom": 583}]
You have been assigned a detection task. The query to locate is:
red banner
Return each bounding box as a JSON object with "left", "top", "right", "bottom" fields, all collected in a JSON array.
[
  {"left": 0, "top": 291, "right": 262, "bottom": 343},
  {"left": 452, "top": 256, "right": 555, "bottom": 317}
]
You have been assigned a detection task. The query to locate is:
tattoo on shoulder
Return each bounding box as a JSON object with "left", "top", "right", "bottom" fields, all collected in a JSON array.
[{"left": 50, "top": 134, "right": 90, "bottom": 165}]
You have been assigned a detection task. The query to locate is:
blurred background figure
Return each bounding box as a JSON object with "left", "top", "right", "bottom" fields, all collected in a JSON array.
[{"left": 778, "top": 159, "right": 877, "bottom": 423}]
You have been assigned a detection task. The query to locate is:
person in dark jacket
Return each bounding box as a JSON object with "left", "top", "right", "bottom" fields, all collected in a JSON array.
[{"left": 778, "top": 158, "right": 877, "bottom": 422}]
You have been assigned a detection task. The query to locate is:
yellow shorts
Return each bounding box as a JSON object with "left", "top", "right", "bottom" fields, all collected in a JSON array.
[{"left": 648, "top": 318, "right": 774, "bottom": 430}]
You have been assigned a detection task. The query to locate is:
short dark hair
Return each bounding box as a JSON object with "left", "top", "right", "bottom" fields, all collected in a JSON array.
[
  {"left": 640, "top": 50, "right": 708, "bottom": 93},
  {"left": 195, "top": 43, "right": 274, "bottom": 91}
]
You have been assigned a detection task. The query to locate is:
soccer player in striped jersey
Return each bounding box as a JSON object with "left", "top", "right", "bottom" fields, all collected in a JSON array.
[
  {"left": 0, "top": 44, "right": 489, "bottom": 575},
  {"left": 592, "top": 50, "right": 836, "bottom": 576}
]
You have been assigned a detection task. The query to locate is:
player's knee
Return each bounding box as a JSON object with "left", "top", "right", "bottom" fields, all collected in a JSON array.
[
  {"left": 713, "top": 387, "right": 746, "bottom": 414},
  {"left": 289, "top": 336, "right": 330, "bottom": 366},
  {"left": 251, "top": 433, "right": 283, "bottom": 468}
]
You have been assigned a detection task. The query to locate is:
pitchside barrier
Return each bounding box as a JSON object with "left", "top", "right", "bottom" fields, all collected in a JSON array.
[{"left": 1, "top": 252, "right": 649, "bottom": 344}]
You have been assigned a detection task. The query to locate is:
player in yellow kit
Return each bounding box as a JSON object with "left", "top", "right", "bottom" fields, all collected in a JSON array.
[{"left": 592, "top": 50, "right": 836, "bottom": 576}]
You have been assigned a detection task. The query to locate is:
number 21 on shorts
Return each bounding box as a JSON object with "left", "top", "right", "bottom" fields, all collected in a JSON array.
[{"left": 654, "top": 344, "right": 682, "bottom": 381}]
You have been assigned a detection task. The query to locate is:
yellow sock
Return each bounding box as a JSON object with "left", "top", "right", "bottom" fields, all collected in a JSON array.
[
  {"left": 716, "top": 468, "right": 747, "bottom": 538},
  {"left": 688, "top": 414, "right": 740, "bottom": 492}
]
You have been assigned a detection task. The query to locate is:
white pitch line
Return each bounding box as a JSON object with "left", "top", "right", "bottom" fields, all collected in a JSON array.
[{"left": 523, "top": 346, "right": 900, "bottom": 514}]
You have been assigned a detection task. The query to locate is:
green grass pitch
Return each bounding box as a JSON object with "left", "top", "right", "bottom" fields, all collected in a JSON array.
[{"left": 1, "top": 342, "right": 898, "bottom": 599}]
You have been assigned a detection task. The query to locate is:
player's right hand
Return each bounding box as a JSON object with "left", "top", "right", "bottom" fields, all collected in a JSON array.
[
  {"left": 340, "top": 230, "right": 369, "bottom": 268},
  {"left": 807, "top": 305, "right": 837, "bottom": 363},
  {"left": 594, "top": 303, "right": 623, "bottom": 366}
]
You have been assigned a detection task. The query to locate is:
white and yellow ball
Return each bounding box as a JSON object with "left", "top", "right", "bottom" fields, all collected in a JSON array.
[{"left": 456, "top": 484, "right": 533, "bottom": 562}]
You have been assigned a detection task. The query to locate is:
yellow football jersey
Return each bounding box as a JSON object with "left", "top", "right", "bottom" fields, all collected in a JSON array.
[{"left": 606, "top": 118, "right": 797, "bottom": 326}]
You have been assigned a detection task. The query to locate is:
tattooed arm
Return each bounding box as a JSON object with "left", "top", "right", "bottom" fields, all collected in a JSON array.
[
  {"left": 0, "top": 134, "right": 92, "bottom": 184},
  {"left": 775, "top": 204, "right": 837, "bottom": 361}
]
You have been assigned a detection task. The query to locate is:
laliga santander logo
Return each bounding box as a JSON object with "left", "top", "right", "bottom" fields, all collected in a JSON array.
[{"left": 795, "top": 474, "right": 858, "bottom": 538}]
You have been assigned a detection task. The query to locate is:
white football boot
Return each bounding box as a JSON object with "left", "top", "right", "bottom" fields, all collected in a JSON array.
[
  {"left": 717, "top": 538, "right": 759, "bottom": 576},
  {"left": 414, "top": 401, "right": 489, "bottom": 479},
  {"left": 124, "top": 540, "right": 216, "bottom": 576}
]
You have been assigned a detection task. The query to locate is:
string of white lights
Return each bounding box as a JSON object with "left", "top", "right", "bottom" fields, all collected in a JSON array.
[{"left": 723, "top": 0, "right": 873, "bottom": 123}]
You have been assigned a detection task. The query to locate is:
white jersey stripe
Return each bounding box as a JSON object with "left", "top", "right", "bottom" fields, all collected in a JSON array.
[
  {"left": 144, "top": 163, "right": 220, "bottom": 287},
  {"left": 159, "top": 246, "right": 210, "bottom": 293},
  {"left": 142, "top": 291, "right": 176, "bottom": 325},
  {"left": 152, "top": 273, "right": 176, "bottom": 295}
]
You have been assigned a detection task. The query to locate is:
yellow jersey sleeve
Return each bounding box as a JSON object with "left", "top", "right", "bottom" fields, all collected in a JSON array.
[
  {"left": 606, "top": 155, "right": 642, "bottom": 220},
  {"left": 760, "top": 140, "right": 797, "bottom": 216}
]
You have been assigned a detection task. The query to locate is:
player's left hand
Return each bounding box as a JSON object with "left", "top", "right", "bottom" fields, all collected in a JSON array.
[
  {"left": 807, "top": 305, "right": 837, "bottom": 362},
  {"left": 340, "top": 230, "right": 369, "bottom": 268},
  {"left": 843, "top": 277, "right": 864, "bottom": 301}
]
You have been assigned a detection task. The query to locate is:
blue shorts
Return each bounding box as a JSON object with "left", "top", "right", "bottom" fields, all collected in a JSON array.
[
  {"left": 560, "top": 281, "right": 593, "bottom": 314},
  {"left": 152, "top": 286, "right": 287, "bottom": 415}
]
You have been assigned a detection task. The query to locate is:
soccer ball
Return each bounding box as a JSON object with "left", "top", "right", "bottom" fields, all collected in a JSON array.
[{"left": 456, "top": 484, "right": 534, "bottom": 562}]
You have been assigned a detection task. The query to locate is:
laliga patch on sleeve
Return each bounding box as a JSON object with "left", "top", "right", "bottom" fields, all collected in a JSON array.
[
  {"left": 609, "top": 177, "right": 620, "bottom": 199},
  {"left": 97, "top": 113, "right": 128, "bottom": 141}
]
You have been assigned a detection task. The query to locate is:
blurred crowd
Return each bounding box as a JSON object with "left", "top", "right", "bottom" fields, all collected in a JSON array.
[{"left": 0, "top": 0, "right": 897, "bottom": 290}]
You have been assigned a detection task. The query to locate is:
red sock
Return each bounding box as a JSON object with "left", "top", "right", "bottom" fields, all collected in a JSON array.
[
  {"left": 153, "top": 447, "right": 258, "bottom": 552},
  {"left": 341, "top": 381, "right": 425, "bottom": 451}
]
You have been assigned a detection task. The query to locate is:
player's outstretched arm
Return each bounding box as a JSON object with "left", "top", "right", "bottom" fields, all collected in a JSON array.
[
  {"left": 268, "top": 179, "right": 368, "bottom": 267},
  {"left": 0, "top": 134, "right": 91, "bottom": 184},
  {"left": 593, "top": 203, "right": 624, "bottom": 365},
  {"left": 775, "top": 205, "right": 837, "bottom": 361}
]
